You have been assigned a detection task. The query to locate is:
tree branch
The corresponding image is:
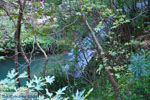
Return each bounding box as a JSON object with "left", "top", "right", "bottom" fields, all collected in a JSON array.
[{"left": 80, "top": 3, "right": 120, "bottom": 100}]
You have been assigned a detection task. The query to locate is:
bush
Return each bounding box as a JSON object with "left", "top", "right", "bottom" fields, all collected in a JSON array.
[{"left": 0, "top": 69, "right": 93, "bottom": 100}]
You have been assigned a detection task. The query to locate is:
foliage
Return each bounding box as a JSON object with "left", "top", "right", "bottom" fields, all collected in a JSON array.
[
  {"left": 0, "top": 69, "right": 93, "bottom": 100},
  {"left": 129, "top": 49, "right": 150, "bottom": 80},
  {"left": 0, "top": 0, "right": 150, "bottom": 100},
  {"left": 115, "top": 49, "right": 150, "bottom": 100}
]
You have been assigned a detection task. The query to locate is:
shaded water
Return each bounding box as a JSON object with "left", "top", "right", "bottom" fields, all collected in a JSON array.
[
  {"left": 0, "top": 48, "right": 95, "bottom": 83},
  {"left": 0, "top": 54, "right": 68, "bottom": 84}
]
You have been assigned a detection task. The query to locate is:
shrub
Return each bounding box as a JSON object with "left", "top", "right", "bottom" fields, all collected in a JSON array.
[{"left": 0, "top": 69, "right": 93, "bottom": 100}]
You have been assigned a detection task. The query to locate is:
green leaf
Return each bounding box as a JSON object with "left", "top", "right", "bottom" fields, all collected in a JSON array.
[
  {"left": 0, "top": 56, "right": 5, "bottom": 60},
  {"left": 18, "top": 72, "right": 28, "bottom": 78},
  {"left": 125, "top": 19, "right": 130, "bottom": 23},
  {"left": 7, "top": 69, "right": 17, "bottom": 79},
  {"left": 45, "top": 76, "right": 55, "bottom": 85},
  {"left": 111, "top": 25, "right": 117, "bottom": 29},
  {"left": 115, "top": 73, "right": 120, "bottom": 79},
  {"left": 97, "top": 64, "right": 103, "bottom": 74},
  {"left": 26, "top": 80, "right": 34, "bottom": 88},
  {"left": 0, "top": 48, "right": 4, "bottom": 52}
]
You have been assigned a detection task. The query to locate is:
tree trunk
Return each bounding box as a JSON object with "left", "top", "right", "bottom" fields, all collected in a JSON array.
[
  {"left": 80, "top": 4, "right": 120, "bottom": 100},
  {"left": 14, "top": 0, "right": 31, "bottom": 81},
  {"left": 31, "top": 18, "right": 49, "bottom": 77},
  {"left": 14, "top": 40, "right": 21, "bottom": 87},
  {"left": 35, "top": 35, "right": 48, "bottom": 77}
]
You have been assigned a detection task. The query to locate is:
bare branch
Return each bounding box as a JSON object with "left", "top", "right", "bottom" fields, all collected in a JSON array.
[{"left": 80, "top": 3, "right": 120, "bottom": 100}]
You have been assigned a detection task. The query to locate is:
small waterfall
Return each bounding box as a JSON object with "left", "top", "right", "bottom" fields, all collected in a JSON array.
[{"left": 62, "top": 36, "right": 97, "bottom": 78}]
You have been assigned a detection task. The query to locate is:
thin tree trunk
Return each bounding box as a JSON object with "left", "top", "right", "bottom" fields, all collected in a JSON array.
[
  {"left": 19, "top": 46, "right": 31, "bottom": 81},
  {"left": 80, "top": 4, "right": 120, "bottom": 100},
  {"left": 14, "top": 40, "right": 21, "bottom": 87},
  {"left": 15, "top": 0, "right": 31, "bottom": 81},
  {"left": 31, "top": 17, "right": 49, "bottom": 77},
  {"left": 1, "top": 0, "right": 21, "bottom": 87},
  {"left": 35, "top": 35, "right": 48, "bottom": 77}
]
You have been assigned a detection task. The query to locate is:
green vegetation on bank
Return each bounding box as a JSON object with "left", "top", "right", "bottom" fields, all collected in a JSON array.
[{"left": 0, "top": 0, "right": 150, "bottom": 100}]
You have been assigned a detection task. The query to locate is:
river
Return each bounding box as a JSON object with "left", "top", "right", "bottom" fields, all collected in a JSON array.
[{"left": 0, "top": 53, "right": 71, "bottom": 84}]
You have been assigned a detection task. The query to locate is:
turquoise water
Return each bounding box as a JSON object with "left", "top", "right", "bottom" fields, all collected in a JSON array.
[
  {"left": 0, "top": 54, "right": 45, "bottom": 85},
  {"left": 0, "top": 53, "right": 70, "bottom": 84}
]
